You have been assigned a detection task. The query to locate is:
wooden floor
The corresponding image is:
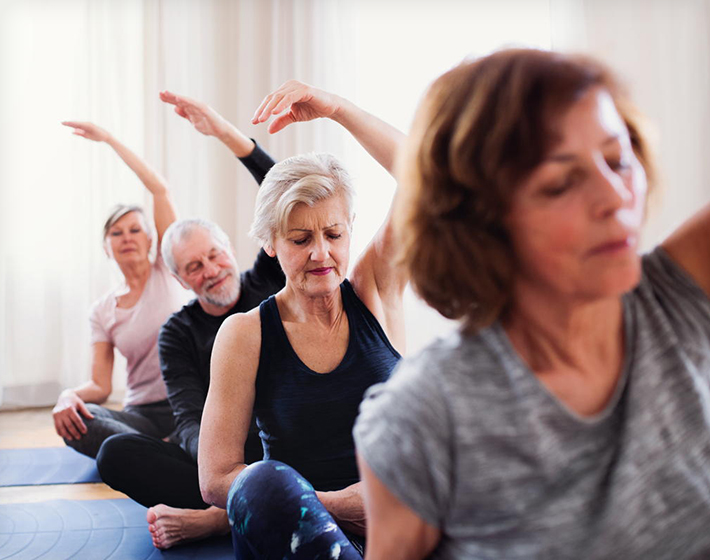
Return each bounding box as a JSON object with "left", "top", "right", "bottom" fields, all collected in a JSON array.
[{"left": 0, "top": 406, "right": 126, "bottom": 504}]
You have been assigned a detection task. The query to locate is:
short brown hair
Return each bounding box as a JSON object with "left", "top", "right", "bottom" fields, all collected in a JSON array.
[{"left": 396, "top": 49, "right": 656, "bottom": 332}]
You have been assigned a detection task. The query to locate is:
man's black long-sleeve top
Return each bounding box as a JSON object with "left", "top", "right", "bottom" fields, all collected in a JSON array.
[{"left": 158, "top": 143, "right": 284, "bottom": 462}]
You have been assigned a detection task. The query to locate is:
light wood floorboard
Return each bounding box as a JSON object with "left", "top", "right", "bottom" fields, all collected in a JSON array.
[{"left": 0, "top": 406, "right": 126, "bottom": 504}]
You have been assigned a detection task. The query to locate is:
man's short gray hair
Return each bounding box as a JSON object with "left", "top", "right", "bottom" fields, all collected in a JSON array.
[
  {"left": 249, "top": 153, "right": 355, "bottom": 246},
  {"left": 161, "top": 218, "right": 231, "bottom": 275}
]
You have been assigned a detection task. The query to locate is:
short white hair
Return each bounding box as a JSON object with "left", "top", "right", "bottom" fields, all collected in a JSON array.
[
  {"left": 249, "top": 152, "right": 355, "bottom": 246},
  {"left": 161, "top": 218, "right": 231, "bottom": 275}
]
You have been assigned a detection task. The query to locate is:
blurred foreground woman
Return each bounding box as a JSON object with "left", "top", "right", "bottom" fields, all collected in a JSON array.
[{"left": 355, "top": 49, "right": 710, "bottom": 559}]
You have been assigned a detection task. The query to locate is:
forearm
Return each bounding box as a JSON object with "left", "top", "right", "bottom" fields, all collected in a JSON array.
[
  {"left": 67, "top": 381, "right": 110, "bottom": 405},
  {"left": 104, "top": 135, "right": 176, "bottom": 239},
  {"left": 104, "top": 135, "right": 168, "bottom": 195},
  {"left": 316, "top": 482, "right": 367, "bottom": 536},
  {"left": 215, "top": 122, "right": 256, "bottom": 158},
  {"left": 331, "top": 98, "right": 405, "bottom": 175},
  {"left": 177, "top": 420, "right": 201, "bottom": 462}
]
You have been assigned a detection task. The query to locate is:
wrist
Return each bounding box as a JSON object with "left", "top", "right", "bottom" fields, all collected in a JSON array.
[
  {"left": 220, "top": 126, "right": 256, "bottom": 158},
  {"left": 329, "top": 95, "right": 350, "bottom": 125}
]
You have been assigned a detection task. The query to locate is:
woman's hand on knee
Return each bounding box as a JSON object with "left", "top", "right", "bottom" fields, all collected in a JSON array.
[
  {"left": 52, "top": 391, "right": 94, "bottom": 440},
  {"left": 251, "top": 80, "right": 342, "bottom": 134}
]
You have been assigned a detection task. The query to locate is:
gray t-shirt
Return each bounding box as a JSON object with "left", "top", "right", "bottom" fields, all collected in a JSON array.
[{"left": 354, "top": 247, "right": 710, "bottom": 559}]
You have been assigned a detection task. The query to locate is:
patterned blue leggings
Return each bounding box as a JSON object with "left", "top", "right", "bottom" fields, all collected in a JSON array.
[{"left": 227, "top": 461, "right": 364, "bottom": 559}]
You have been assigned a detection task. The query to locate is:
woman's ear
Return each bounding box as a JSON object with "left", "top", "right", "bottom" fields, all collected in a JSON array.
[
  {"left": 264, "top": 243, "right": 276, "bottom": 258},
  {"left": 103, "top": 239, "right": 112, "bottom": 259}
]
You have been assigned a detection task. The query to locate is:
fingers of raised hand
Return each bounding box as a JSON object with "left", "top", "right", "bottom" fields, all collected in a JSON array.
[
  {"left": 252, "top": 81, "right": 304, "bottom": 124},
  {"left": 267, "top": 113, "right": 297, "bottom": 134},
  {"left": 159, "top": 90, "right": 180, "bottom": 106}
]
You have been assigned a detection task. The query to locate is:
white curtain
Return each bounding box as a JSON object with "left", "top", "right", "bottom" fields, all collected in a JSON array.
[
  {"left": 0, "top": 0, "right": 354, "bottom": 409},
  {"left": 3, "top": 0, "right": 710, "bottom": 408},
  {"left": 0, "top": 0, "right": 147, "bottom": 408}
]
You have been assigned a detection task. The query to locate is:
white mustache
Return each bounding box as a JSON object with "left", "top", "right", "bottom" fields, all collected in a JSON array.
[{"left": 206, "top": 271, "right": 231, "bottom": 290}]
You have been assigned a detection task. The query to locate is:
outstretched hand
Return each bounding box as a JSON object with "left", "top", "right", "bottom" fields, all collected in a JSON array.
[
  {"left": 252, "top": 80, "right": 342, "bottom": 134},
  {"left": 62, "top": 121, "right": 111, "bottom": 143},
  {"left": 160, "top": 90, "right": 229, "bottom": 138}
]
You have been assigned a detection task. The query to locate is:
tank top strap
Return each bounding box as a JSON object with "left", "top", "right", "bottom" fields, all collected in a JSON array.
[
  {"left": 340, "top": 279, "right": 401, "bottom": 359},
  {"left": 258, "top": 294, "right": 291, "bottom": 369}
]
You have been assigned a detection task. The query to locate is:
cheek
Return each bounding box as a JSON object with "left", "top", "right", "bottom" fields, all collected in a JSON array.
[{"left": 510, "top": 207, "right": 587, "bottom": 272}]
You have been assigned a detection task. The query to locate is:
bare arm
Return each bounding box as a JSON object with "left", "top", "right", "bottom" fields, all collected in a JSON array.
[
  {"left": 160, "top": 91, "right": 256, "bottom": 158},
  {"left": 316, "top": 482, "right": 367, "bottom": 536},
  {"left": 252, "top": 82, "right": 408, "bottom": 351},
  {"left": 198, "top": 311, "right": 261, "bottom": 508},
  {"left": 62, "top": 121, "right": 177, "bottom": 245},
  {"left": 252, "top": 80, "right": 405, "bottom": 175},
  {"left": 52, "top": 341, "right": 114, "bottom": 440},
  {"left": 662, "top": 202, "right": 710, "bottom": 296},
  {"left": 358, "top": 454, "right": 441, "bottom": 560}
]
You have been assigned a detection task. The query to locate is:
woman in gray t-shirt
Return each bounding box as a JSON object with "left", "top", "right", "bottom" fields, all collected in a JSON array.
[{"left": 354, "top": 49, "right": 710, "bottom": 559}]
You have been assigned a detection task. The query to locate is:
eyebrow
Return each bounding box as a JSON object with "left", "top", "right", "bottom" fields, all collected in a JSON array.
[
  {"left": 546, "top": 134, "right": 621, "bottom": 162},
  {"left": 287, "top": 223, "right": 344, "bottom": 233}
]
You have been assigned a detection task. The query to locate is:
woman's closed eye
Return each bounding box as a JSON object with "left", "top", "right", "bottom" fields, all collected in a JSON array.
[{"left": 541, "top": 170, "right": 583, "bottom": 198}]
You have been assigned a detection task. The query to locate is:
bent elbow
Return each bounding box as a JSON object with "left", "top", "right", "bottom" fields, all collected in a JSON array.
[{"left": 199, "top": 473, "right": 225, "bottom": 509}]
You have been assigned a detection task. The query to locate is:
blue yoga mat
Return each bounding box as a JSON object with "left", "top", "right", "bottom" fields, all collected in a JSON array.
[
  {"left": 0, "top": 499, "right": 233, "bottom": 559},
  {"left": 0, "top": 448, "right": 101, "bottom": 486}
]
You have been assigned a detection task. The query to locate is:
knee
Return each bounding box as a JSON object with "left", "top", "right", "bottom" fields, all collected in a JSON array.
[
  {"left": 96, "top": 433, "right": 141, "bottom": 485},
  {"left": 227, "top": 461, "right": 312, "bottom": 524}
]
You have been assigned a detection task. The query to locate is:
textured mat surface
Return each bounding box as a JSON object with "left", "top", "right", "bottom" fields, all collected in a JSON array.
[
  {"left": 0, "top": 448, "right": 101, "bottom": 487},
  {"left": 0, "top": 499, "right": 233, "bottom": 559}
]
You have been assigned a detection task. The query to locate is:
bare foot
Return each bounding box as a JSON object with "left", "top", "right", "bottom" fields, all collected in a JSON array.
[{"left": 146, "top": 504, "right": 229, "bottom": 549}]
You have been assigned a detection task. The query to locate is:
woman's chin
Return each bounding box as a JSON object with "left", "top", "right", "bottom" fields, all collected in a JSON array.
[{"left": 298, "top": 272, "right": 342, "bottom": 296}]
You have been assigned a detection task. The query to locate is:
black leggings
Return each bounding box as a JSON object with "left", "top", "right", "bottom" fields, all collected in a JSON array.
[{"left": 96, "top": 433, "right": 207, "bottom": 509}]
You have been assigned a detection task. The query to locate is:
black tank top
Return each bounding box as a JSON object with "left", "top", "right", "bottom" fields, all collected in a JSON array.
[{"left": 255, "top": 279, "right": 401, "bottom": 491}]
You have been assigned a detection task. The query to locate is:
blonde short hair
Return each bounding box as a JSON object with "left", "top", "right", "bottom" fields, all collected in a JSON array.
[
  {"left": 102, "top": 204, "right": 151, "bottom": 242},
  {"left": 250, "top": 153, "right": 355, "bottom": 246}
]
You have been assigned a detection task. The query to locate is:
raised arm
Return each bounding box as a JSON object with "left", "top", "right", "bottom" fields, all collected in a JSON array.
[
  {"left": 662, "top": 203, "right": 710, "bottom": 296},
  {"left": 61, "top": 121, "right": 176, "bottom": 245},
  {"left": 252, "top": 80, "right": 405, "bottom": 175},
  {"left": 198, "top": 312, "right": 261, "bottom": 508},
  {"left": 253, "top": 82, "right": 408, "bottom": 351},
  {"left": 160, "top": 90, "right": 279, "bottom": 185},
  {"left": 160, "top": 90, "right": 255, "bottom": 158}
]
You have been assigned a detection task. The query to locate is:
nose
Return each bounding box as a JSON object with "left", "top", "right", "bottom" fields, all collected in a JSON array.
[
  {"left": 310, "top": 237, "right": 329, "bottom": 262},
  {"left": 591, "top": 160, "right": 633, "bottom": 220},
  {"left": 202, "top": 259, "right": 220, "bottom": 278}
]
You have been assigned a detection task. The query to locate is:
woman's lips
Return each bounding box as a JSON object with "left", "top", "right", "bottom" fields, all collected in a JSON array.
[
  {"left": 308, "top": 267, "right": 332, "bottom": 276},
  {"left": 588, "top": 236, "right": 635, "bottom": 256}
]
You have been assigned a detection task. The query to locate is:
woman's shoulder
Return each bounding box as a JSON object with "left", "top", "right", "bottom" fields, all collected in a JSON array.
[
  {"left": 380, "top": 326, "right": 512, "bottom": 404},
  {"left": 212, "top": 308, "right": 263, "bottom": 377},
  {"left": 634, "top": 247, "right": 710, "bottom": 341},
  {"left": 221, "top": 306, "right": 261, "bottom": 338}
]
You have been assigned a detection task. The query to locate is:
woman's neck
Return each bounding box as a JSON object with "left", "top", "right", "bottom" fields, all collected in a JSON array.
[
  {"left": 278, "top": 284, "right": 344, "bottom": 328},
  {"left": 503, "top": 283, "right": 625, "bottom": 377},
  {"left": 118, "top": 259, "right": 152, "bottom": 292}
]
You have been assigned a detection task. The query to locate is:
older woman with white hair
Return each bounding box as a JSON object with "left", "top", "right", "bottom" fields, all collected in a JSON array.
[{"left": 199, "top": 82, "right": 407, "bottom": 559}]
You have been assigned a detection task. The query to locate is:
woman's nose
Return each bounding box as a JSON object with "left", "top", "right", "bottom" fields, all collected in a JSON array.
[{"left": 310, "top": 239, "right": 329, "bottom": 261}]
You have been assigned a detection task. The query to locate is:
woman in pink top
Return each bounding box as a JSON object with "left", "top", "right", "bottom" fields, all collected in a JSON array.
[{"left": 52, "top": 122, "right": 189, "bottom": 458}]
